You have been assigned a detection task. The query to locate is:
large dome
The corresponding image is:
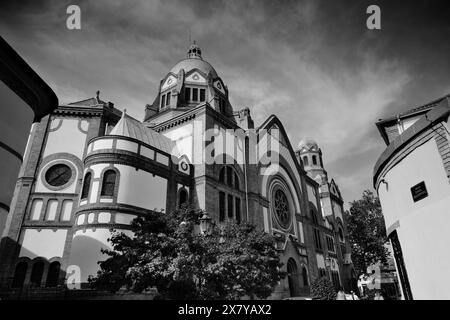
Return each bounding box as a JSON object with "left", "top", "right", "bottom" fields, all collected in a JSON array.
[{"left": 169, "top": 58, "right": 218, "bottom": 78}]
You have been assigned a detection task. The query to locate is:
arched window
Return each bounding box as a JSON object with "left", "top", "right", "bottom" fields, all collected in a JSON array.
[
  {"left": 227, "top": 167, "right": 233, "bottom": 186},
  {"left": 101, "top": 170, "right": 116, "bottom": 196},
  {"left": 178, "top": 189, "right": 188, "bottom": 208},
  {"left": 303, "top": 156, "right": 308, "bottom": 166},
  {"left": 30, "top": 261, "right": 44, "bottom": 287},
  {"left": 273, "top": 189, "right": 291, "bottom": 229},
  {"left": 46, "top": 261, "right": 61, "bottom": 287},
  {"left": 302, "top": 266, "right": 309, "bottom": 286},
  {"left": 219, "top": 191, "right": 225, "bottom": 222},
  {"left": 234, "top": 172, "right": 239, "bottom": 190},
  {"left": 311, "top": 209, "right": 318, "bottom": 224},
  {"left": 81, "top": 172, "right": 91, "bottom": 199},
  {"left": 312, "top": 155, "right": 317, "bottom": 165},
  {"left": 287, "top": 258, "right": 299, "bottom": 297},
  {"left": 219, "top": 167, "right": 225, "bottom": 183},
  {"left": 311, "top": 209, "right": 322, "bottom": 250},
  {"left": 338, "top": 227, "right": 344, "bottom": 242},
  {"left": 12, "top": 262, "right": 27, "bottom": 288}
]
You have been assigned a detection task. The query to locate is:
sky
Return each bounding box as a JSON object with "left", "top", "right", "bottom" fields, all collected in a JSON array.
[{"left": 1, "top": 0, "right": 449, "bottom": 208}]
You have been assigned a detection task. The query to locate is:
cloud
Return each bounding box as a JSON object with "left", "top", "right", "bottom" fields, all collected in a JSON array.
[{"left": 1, "top": 0, "right": 448, "bottom": 207}]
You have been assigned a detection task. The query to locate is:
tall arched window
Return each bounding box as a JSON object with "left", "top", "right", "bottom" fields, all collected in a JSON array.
[
  {"left": 311, "top": 209, "right": 318, "bottom": 224},
  {"left": 30, "top": 261, "right": 44, "bottom": 287},
  {"left": 234, "top": 172, "right": 239, "bottom": 190},
  {"left": 303, "top": 156, "right": 309, "bottom": 166},
  {"left": 302, "top": 266, "right": 309, "bottom": 286},
  {"left": 218, "top": 166, "right": 241, "bottom": 223},
  {"left": 227, "top": 167, "right": 233, "bottom": 186},
  {"left": 287, "top": 258, "right": 299, "bottom": 297},
  {"left": 46, "top": 261, "right": 61, "bottom": 287},
  {"left": 311, "top": 209, "right": 322, "bottom": 250},
  {"left": 178, "top": 189, "right": 188, "bottom": 208},
  {"left": 312, "top": 155, "right": 317, "bottom": 165},
  {"left": 81, "top": 172, "right": 92, "bottom": 199},
  {"left": 338, "top": 227, "right": 344, "bottom": 242},
  {"left": 12, "top": 262, "right": 27, "bottom": 288},
  {"left": 219, "top": 167, "right": 225, "bottom": 183},
  {"left": 101, "top": 170, "right": 116, "bottom": 196}
]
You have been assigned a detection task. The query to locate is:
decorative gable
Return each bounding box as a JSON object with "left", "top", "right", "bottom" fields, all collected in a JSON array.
[
  {"left": 185, "top": 71, "right": 206, "bottom": 84},
  {"left": 213, "top": 79, "right": 225, "bottom": 95},
  {"left": 161, "top": 75, "right": 178, "bottom": 91},
  {"left": 329, "top": 179, "right": 341, "bottom": 199}
]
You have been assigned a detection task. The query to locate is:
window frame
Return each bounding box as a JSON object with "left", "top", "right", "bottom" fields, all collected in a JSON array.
[
  {"left": 100, "top": 169, "right": 117, "bottom": 197},
  {"left": 81, "top": 172, "right": 92, "bottom": 200}
]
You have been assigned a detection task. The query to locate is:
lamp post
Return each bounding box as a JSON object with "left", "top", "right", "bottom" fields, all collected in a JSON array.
[
  {"left": 324, "top": 256, "right": 332, "bottom": 283},
  {"left": 199, "top": 212, "right": 212, "bottom": 235}
]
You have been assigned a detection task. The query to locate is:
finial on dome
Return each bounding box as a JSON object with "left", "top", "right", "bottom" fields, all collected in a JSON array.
[
  {"left": 187, "top": 41, "right": 202, "bottom": 59},
  {"left": 297, "top": 138, "right": 319, "bottom": 151},
  {"left": 96, "top": 90, "right": 100, "bottom": 103},
  {"left": 121, "top": 108, "right": 127, "bottom": 118}
]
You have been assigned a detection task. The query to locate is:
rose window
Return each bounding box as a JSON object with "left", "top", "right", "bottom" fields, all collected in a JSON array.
[{"left": 273, "top": 189, "right": 291, "bottom": 229}]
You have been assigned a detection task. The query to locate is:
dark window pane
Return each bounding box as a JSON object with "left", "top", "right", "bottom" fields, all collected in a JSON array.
[
  {"left": 326, "top": 236, "right": 334, "bottom": 252},
  {"left": 185, "top": 87, "right": 191, "bottom": 102},
  {"left": 227, "top": 167, "right": 233, "bottom": 186},
  {"left": 314, "top": 229, "right": 322, "bottom": 250},
  {"left": 81, "top": 173, "right": 91, "bottom": 199},
  {"left": 101, "top": 170, "right": 116, "bottom": 196},
  {"left": 219, "top": 167, "right": 225, "bottom": 183},
  {"left": 12, "top": 262, "right": 27, "bottom": 288},
  {"left": 30, "top": 262, "right": 44, "bottom": 287},
  {"left": 302, "top": 267, "right": 308, "bottom": 286},
  {"left": 312, "top": 155, "right": 317, "bottom": 165},
  {"left": 303, "top": 156, "right": 308, "bottom": 166},
  {"left": 179, "top": 189, "right": 187, "bottom": 208},
  {"left": 45, "top": 164, "right": 72, "bottom": 187},
  {"left": 46, "top": 262, "right": 61, "bottom": 287},
  {"left": 235, "top": 198, "right": 241, "bottom": 223},
  {"left": 219, "top": 192, "right": 225, "bottom": 222},
  {"left": 166, "top": 92, "right": 171, "bottom": 106},
  {"left": 227, "top": 194, "right": 233, "bottom": 218},
  {"left": 193, "top": 88, "right": 198, "bottom": 101},
  {"left": 311, "top": 210, "right": 318, "bottom": 224},
  {"left": 161, "top": 94, "right": 165, "bottom": 108},
  {"left": 339, "top": 228, "right": 344, "bottom": 242},
  {"left": 234, "top": 172, "right": 239, "bottom": 190},
  {"left": 200, "top": 89, "right": 206, "bottom": 102}
]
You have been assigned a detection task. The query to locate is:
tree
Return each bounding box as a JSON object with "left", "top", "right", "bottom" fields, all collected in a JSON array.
[
  {"left": 310, "top": 276, "right": 337, "bottom": 300},
  {"left": 344, "top": 190, "right": 389, "bottom": 277},
  {"left": 89, "top": 206, "right": 285, "bottom": 300}
]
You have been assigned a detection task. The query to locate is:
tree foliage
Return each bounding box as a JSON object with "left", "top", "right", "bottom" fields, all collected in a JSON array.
[
  {"left": 344, "top": 190, "right": 389, "bottom": 276},
  {"left": 89, "top": 206, "right": 285, "bottom": 300},
  {"left": 310, "top": 276, "right": 337, "bottom": 300}
]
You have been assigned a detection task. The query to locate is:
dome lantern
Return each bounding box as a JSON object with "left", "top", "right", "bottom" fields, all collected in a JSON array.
[{"left": 187, "top": 41, "right": 202, "bottom": 59}]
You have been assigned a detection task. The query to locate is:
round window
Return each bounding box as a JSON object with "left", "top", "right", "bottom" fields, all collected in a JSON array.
[
  {"left": 45, "top": 164, "right": 72, "bottom": 187},
  {"left": 273, "top": 188, "right": 291, "bottom": 229}
]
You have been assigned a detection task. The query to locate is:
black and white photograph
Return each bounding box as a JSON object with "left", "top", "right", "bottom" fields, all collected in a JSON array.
[{"left": 0, "top": 0, "right": 449, "bottom": 307}]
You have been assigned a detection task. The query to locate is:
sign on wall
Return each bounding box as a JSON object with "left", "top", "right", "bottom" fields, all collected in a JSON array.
[{"left": 411, "top": 181, "right": 428, "bottom": 202}]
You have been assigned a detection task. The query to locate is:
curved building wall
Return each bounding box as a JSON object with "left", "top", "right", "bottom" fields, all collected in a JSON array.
[
  {"left": 68, "top": 135, "right": 192, "bottom": 283},
  {"left": 0, "top": 82, "right": 34, "bottom": 234},
  {"left": 377, "top": 136, "right": 450, "bottom": 299}
]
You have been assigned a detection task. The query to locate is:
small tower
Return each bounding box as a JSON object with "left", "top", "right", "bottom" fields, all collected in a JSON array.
[{"left": 296, "top": 138, "right": 327, "bottom": 184}]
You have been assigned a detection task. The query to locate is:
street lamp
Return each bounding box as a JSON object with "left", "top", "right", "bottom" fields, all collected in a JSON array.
[
  {"left": 199, "top": 212, "right": 212, "bottom": 235},
  {"left": 324, "top": 256, "right": 332, "bottom": 283}
]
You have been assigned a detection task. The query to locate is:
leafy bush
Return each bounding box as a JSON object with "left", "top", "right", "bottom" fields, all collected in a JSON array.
[
  {"left": 310, "top": 276, "right": 337, "bottom": 300},
  {"left": 89, "top": 206, "right": 286, "bottom": 300}
]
